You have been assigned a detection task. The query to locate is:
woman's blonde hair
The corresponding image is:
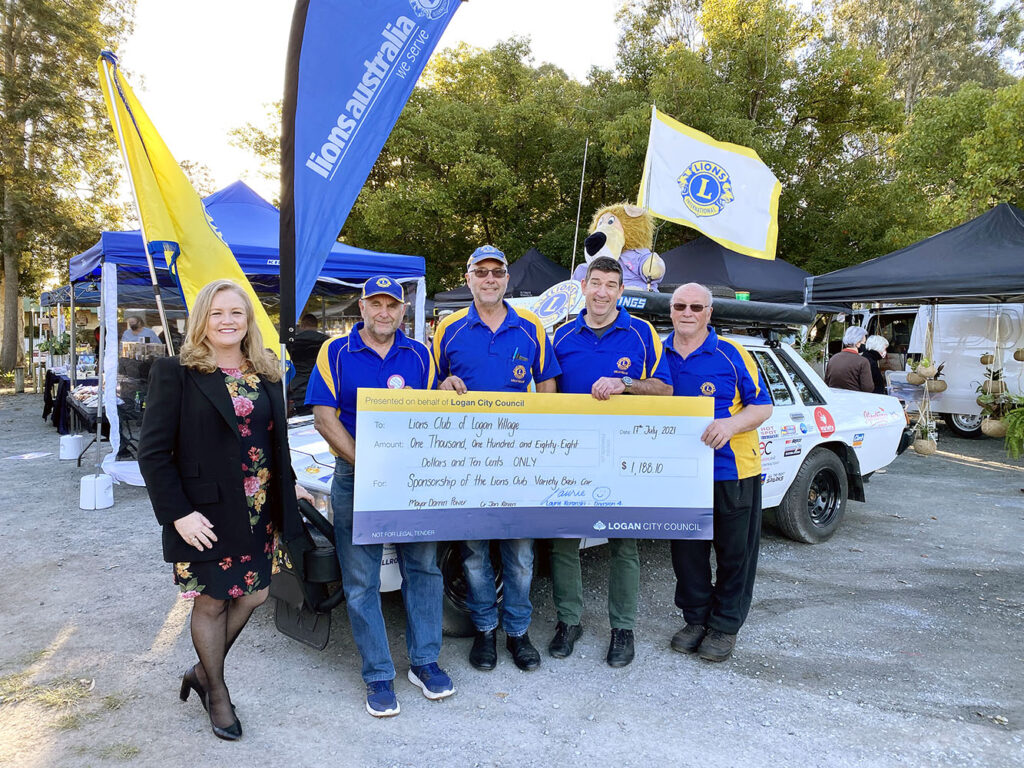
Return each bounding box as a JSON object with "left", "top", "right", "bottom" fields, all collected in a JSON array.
[{"left": 179, "top": 279, "right": 281, "bottom": 381}]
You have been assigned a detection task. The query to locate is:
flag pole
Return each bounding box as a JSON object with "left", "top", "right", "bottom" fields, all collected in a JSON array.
[
  {"left": 569, "top": 137, "right": 589, "bottom": 276},
  {"left": 642, "top": 105, "right": 658, "bottom": 287},
  {"left": 100, "top": 54, "right": 175, "bottom": 357}
]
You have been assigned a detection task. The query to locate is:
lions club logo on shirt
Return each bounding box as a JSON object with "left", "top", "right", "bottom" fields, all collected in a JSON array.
[
  {"left": 386, "top": 374, "right": 405, "bottom": 389},
  {"left": 616, "top": 356, "right": 631, "bottom": 373},
  {"left": 376, "top": 277, "right": 392, "bottom": 288},
  {"left": 701, "top": 381, "right": 716, "bottom": 396},
  {"left": 513, "top": 364, "right": 527, "bottom": 382}
]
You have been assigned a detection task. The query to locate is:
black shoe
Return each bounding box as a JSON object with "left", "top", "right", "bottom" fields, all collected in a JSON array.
[
  {"left": 670, "top": 623, "right": 707, "bottom": 654},
  {"left": 469, "top": 629, "right": 497, "bottom": 671},
  {"left": 506, "top": 632, "right": 541, "bottom": 671},
  {"left": 606, "top": 628, "right": 635, "bottom": 668},
  {"left": 179, "top": 665, "right": 208, "bottom": 712},
  {"left": 698, "top": 629, "right": 737, "bottom": 662},
  {"left": 208, "top": 694, "right": 242, "bottom": 741},
  {"left": 548, "top": 621, "right": 582, "bottom": 659}
]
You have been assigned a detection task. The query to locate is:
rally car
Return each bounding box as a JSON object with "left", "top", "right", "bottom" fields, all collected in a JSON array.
[{"left": 276, "top": 315, "right": 912, "bottom": 644}]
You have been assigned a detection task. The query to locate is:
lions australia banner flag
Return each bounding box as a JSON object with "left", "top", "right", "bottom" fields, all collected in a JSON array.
[
  {"left": 638, "top": 107, "right": 781, "bottom": 260},
  {"left": 280, "top": 0, "right": 462, "bottom": 342}
]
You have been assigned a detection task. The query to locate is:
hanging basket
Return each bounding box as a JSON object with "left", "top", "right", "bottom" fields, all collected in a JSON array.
[
  {"left": 913, "top": 438, "right": 938, "bottom": 455},
  {"left": 916, "top": 364, "right": 938, "bottom": 379},
  {"left": 925, "top": 379, "right": 948, "bottom": 393},
  {"left": 983, "top": 380, "right": 1007, "bottom": 395},
  {"left": 980, "top": 353, "right": 995, "bottom": 365},
  {"left": 981, "top": 418, "right": 1007, "bottom": 438},
  {"left": 1014, "top": 349, "right": 1024, "bottom": 363},
  {"left": 906, "top": 371, "right": 927, "bottom": 386}
]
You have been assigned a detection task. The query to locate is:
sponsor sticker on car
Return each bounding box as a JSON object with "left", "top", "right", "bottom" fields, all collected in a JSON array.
[
  {"left": 781, "top": 424, "right": 797, "bottom": 436},
  {"left": 814, "top": 407, "right": 836, "bottom": 437},
  {"left": 760, "top": 425, "right": 779, "bottom": 439},
  {"left": 853, "top": 432, "right": 864, "bottom": 447}
]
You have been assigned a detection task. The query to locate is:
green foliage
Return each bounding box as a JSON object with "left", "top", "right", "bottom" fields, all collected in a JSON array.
[
  {"left": 229, "top": 0, "right": 1020, "bottom": 296},
  {"left": 1002, "top": 404, "right": 1024, "bottom": 459},
  {"left": 0, "top": 0, "right": 134, "bottom": 371}
]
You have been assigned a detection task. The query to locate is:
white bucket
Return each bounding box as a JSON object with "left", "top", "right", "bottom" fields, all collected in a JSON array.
[
  {"left": 59, "top": 434, "right": 85, "bottom": 460},
  {"left": 80, "top": 474, "right": 114, "bottom": 510}
]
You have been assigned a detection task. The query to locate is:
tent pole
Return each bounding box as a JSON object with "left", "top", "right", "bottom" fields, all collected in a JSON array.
[
  {"left": 69, "top": 283, "right": 77, "bottom": 386},
  {"left": 569, "top": 137, "right": 589, "bottom": 277},
  {"left": 101, "top": 59, "right": 175, "bottom": 357}
]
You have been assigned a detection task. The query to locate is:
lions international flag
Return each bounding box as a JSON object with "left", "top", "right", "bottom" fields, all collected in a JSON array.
[
  {"left": 96, "top": 52, "right": 283, "bottom": 359},
  {"left": 638, "top": 106, "right": 781, "bottom": 260}
]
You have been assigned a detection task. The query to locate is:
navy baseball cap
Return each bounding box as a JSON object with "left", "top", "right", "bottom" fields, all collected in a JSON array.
[
  {"left": 466, "top": 244, "right": 507, "bottom": 267},
  {"left": 361, "top": 275, "right": 404, "bottom": 302}
]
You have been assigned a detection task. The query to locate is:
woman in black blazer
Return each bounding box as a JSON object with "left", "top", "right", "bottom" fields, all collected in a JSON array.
[{"left": 138, "top": 279, "right": 313, "bottom": 741}]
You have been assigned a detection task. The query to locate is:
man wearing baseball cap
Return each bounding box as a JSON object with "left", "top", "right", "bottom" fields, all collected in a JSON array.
[
  {"left": 433, "top": 245, "right": 560, "bottom": 673},
  {"left": 306, "top": 275, "right": 452, "bottom": 717}
]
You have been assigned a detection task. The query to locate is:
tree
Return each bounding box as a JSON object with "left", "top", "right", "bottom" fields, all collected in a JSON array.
[
  {"left": 0, "top": 0, "right": 134, "bottom": 371},
  {"left": 180, "top": 159, "right": 218, "bottom": 197},
  {"left": 830, "top": 0, "right": 1023, "bottom": 112}
]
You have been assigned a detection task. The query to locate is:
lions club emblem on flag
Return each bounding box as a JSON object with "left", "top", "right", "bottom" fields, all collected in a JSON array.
[{"left": 678, "top": 161, "right": 734, "bottom": 217}]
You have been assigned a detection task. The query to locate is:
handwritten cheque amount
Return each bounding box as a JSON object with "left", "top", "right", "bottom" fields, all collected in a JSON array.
[{"left": 352, "top": 389, "right": 715, "bottom": 543}]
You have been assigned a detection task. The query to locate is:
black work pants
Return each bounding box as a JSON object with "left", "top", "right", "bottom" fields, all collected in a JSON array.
[{"left": 671, "top": 476, "right": 762, "bottom": 634}]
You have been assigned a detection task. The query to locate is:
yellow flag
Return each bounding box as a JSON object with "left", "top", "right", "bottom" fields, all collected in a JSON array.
[{"left": 97, "top": 53, "right": 283, "bottom": 359}]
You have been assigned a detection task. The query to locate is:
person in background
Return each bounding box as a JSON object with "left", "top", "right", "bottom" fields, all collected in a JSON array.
[
  {"left": 286, "top": 312, "right": 329, "bottom": 415},
  {"left": 862, "top": 335, "right": 889, "bottom": 395},
  {"left": 824, "top": 327, "right": 873, "bottom": 392},
  {"left": 138, "top": 279, "right": 312, "bottom": 741},
  {"left": 121, "top": 315, "right": 160, "bottom": 344}
]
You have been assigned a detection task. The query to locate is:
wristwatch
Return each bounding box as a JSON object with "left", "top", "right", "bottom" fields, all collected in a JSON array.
[{"left": 621, "top": 376, "right": 634, "bottom": 393}]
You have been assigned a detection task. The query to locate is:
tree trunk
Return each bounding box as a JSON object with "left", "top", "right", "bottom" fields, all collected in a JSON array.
[{"left": 1, "top": 189, "right": 21, "bottom": 372}]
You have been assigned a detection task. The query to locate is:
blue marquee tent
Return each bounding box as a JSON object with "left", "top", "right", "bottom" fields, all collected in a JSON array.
[{"left": 70, "top": 181, "right": 425, "bottom": 288}]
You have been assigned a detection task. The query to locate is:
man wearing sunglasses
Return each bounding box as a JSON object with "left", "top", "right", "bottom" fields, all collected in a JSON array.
[
  {"left": 663, "top": 283, "right": 773, "bottom": 662},
  {"left": 548, "top": 256, "right": 673, "bottom": 667},
  {"left": 433, "top": 244, "right": 560, "bottom": 672}
]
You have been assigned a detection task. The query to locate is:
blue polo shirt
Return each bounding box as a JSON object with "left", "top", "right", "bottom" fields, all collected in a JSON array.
[
  {"left": 305, "top": 323, "right": 435, "bottom": 440},
  {"left": 433, "top": 302, "right": 559, "bottom": 392},
  {"left": 552, "top": 307, "right": 671, "bottom": 393},
  {"left": 664, "top": 327, "right": 771, "bottom": 481}
]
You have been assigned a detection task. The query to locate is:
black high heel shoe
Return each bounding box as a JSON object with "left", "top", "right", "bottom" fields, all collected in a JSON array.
[
  {"left": 178, "top": 665, "right": 208, "bottom": 712},
  {"left": 207, "top": 697, "right": 242, "bottom": 741}
]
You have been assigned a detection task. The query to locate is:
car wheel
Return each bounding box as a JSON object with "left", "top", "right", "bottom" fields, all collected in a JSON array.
[
  {"left": 776, "top": 448, "right": 848, "bottom": 544},
  {"left": 438, "top": 543, "right": 503, "bottom": 637},
  {"left": 945, "top": 413, "right": 983, "bottom": 439}
]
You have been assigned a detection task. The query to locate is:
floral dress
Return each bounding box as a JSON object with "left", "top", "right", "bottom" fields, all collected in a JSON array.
[{"left": 173, "top": 365, "right": 283, "bottom": 600}]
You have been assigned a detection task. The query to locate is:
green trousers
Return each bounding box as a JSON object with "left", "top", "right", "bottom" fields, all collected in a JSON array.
[{"left": 549, "top": 538, "right": 640, "bottom": 629}]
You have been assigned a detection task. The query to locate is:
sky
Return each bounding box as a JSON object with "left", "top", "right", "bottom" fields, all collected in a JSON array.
[{"left": 118, "top": 0, "right": 624, "bottom": 202}]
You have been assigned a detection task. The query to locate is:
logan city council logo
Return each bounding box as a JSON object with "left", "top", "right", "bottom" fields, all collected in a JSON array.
[
  {"left": 409, "top": 0, "right": 450, "bottom": 20},
  {"left": 678, "top": 160, "right": 734, "bottom": 217}
]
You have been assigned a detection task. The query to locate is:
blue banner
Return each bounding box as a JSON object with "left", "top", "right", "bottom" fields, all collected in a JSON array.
[{"left": 280, "top": 0, "right": 462, "bottom": 341}]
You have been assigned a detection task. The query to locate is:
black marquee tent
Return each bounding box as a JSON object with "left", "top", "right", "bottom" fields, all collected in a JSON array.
[
  {"left": 434, "top": 247, "right": 569, "bottom": 302},
  {"left": 660, "top": 236, "right": 811, "bottom": 304},
  {"left": 804, "top": 203, "right": 1024, "bottom": 304}
]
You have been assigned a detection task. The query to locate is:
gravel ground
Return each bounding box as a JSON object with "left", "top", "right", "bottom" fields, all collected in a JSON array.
[{"left": 1, "top": 390, "right": 1022, "bottom": 767}]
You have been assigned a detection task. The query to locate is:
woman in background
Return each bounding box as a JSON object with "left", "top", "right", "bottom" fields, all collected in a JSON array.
[
  {"left": 138, "top": 279, "right": 312, "bottom": 741},
  {"left": 862, "top": 334, "right": 889, "bottom": 395}
]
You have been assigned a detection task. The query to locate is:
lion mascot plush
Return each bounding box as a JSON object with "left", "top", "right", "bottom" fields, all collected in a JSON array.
[{"left": 572, "top": 203, "right": 666, "bottom": 291}]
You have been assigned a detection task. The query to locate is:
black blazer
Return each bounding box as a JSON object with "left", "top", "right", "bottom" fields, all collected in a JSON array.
[{"left": 138, "top": 356, "right": 300, "bottom": 563}]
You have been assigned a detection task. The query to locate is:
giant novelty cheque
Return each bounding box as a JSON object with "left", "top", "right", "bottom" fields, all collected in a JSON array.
[{"left": 352, "top": 389, "right": 715, "bottom": 544}]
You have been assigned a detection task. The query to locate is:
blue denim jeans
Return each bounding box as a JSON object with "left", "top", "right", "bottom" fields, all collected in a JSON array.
[
  {"left": 461, "top": 538, "right": 534, "bottom": 637},
  {"left": 332, "top": 458, "right": 443, "bottom": 682}
]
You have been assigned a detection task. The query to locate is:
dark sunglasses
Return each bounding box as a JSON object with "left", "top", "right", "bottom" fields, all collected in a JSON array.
[
  {"left": 470, "top": 267, "right": 507, "bottom": 278},
  {"left": 672, "top": 302, "right": 707, "bottom": 313}
]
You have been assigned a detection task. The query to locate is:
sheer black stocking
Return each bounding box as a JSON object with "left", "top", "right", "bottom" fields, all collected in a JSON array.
[{"left": 191, "top": 588, "right": 268, "bottom": 728}]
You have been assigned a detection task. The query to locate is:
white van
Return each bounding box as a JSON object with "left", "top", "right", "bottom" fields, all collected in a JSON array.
[{"left": 855, "top": 304, "right": 1024, "bottom": 437}]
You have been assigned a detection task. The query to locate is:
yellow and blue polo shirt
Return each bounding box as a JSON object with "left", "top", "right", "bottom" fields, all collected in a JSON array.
[
  {"left": 305, "top": 323, "right": 435, "bottom": 439},
  {"left": 433, "top": 302, "right": 559, "bottom": 392},
  {"left": 664, "top": 327, "right": 771, "bottom": 481},
  {"left": 552, "top": 307, "right": 671, "bottom": 394}
]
